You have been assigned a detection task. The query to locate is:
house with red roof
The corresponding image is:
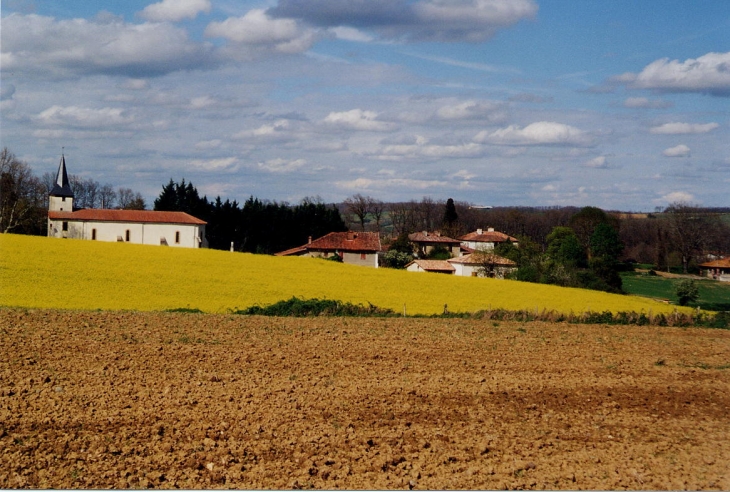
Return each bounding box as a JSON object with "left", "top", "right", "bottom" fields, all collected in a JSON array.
[
  {"left": 459, "top": 228, "right": 518, "bottom": 251},
  {"left": 699, "top": 258, "right": 730, "bottom": 282},
  {"left": 47, "top": 155, "right": 207, "bottom": 248},
  {"left": 407, "top": 231, "right": 462, "bottom": 258},
  {"left": 276, "top": 231, "right": 381, "bottom": 268}
]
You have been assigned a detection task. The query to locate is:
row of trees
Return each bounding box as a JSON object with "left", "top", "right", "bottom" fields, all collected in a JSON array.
[
  {"left": 154, "top": 179, "right": 347, "bottom": 254},
  {"left": 0, "top": 148, "right": 146, "bottom": 234}
]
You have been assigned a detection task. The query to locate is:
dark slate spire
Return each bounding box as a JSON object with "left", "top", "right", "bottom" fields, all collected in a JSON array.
[{"left": 50, "top": 154, "right": 74, "bottom": 198}]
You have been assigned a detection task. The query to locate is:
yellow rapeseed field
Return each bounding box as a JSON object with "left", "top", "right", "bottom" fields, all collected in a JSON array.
[{"left": 1, "top": 234, "right": 687, "bottom": 315}]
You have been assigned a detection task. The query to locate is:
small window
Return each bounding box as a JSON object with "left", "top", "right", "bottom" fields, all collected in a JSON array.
[
  {"left": 125, "top": 230, "right": 130, "bottom": 242},
  {"left": 92, "top": 229, "right": 97, "bottom": 240},
  {"left": 361, "top": 253, "right": 366, "bottom": 260},
  {"left": 62, "top": 221, "right": 68, "bottom": 232},
  {"left": 62, "top": 197, "right": 66, "bottom": 202},
  {"left": 175, "top": 231, "right": 180, "bottom": 244}
]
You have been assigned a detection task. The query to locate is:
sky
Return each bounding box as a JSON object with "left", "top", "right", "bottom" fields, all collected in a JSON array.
[{"left": 1, "top": 0, "right": 729, "bottom": 211}]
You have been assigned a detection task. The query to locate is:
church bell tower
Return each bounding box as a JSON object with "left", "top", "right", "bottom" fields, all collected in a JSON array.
[{"left": 49, "top": 154, "right": 74, "bottom": 212}]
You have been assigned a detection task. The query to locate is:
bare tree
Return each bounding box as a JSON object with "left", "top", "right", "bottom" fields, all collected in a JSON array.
[
  {"left": 344, "top": 193, "right": 371, "bottom": 231},
  {"left": 389, "top": 202, "right": 414, "bottom": 237},
  {"left": 370, "top": 198, "right": 385, "bottom": 232},
  {"left": 663, "top": 202, "right": 711, "bottom": 273},
  {"left": 0, "top": 148, "right": 45, "bottom": 233},
  {"left": 118, "top": 187, "right": 146, "bottom": 210},
  {"left": 98, "top": 184, "right": 117, "bottom": 209}
]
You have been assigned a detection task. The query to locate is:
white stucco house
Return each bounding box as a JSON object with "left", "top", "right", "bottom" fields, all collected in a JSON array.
[
  {"left": 47, "top": 155, "right": 207, "bottom": 248},
  {"left": 459, "top": 228, "right": 518, "bottom": 251}
]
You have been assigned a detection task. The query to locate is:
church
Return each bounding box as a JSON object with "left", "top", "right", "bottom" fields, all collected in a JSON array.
[{"left": 47, "top": 156, "right": 207, "bottom": 248}]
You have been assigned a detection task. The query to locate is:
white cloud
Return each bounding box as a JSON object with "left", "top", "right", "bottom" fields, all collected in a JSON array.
[
  {"left": 122, "top": 79, "right": 150, "bottom": 90},
  {"left": 189, "top": 96, "right": 217, "bottom": 109},
  {"left": 649, "top": 122, "right": 719, "bottom": 135},
  {"left": 189, "top": 157, "right": 238, "bottom": 171},
  {"left": 1, "top": 13, "right": 214, "bottom": 78},
  {"left": 475, "top": 121, "right": 595, "bottom": 147},
  {"left": 36, "top": 105, "right": 135, "bottom": 128},
  {"left": 584, "top": 156, "right": 608, "bottom": 168},
  {"left": 195, "top": 139, "right": 222, "bottom": 150},
  {"left": 323, "top": 109, "right": 396, "bottom": 132},
  {"left": 139, "top": 0, "right": 211, "bottom": 22},
  {"left": 629, "top": 52, "right": 730, "bottom": 96},
  {"left": 257, "top": 158, "right": 307, "bottom": 173},
  {"left": 435, "top": 100, "right": 506, "bottom": 122},
  {"left": 233, "top": 120, "right": 298, "bottom": 143},
  {"left": 329, "top": 26, "right": 374, "bottom": 43},
  {"left": 661, "top": 191, "right": 695, "bottom": 203},
  {"left": 662, "top": 144, "right": 691, "bottom": 157},
  {"left": 622, "top": 97, "right": 672, "bottom": 109},
  {"left": 205, "top": 9, "right": 317, "bottom": 54}
]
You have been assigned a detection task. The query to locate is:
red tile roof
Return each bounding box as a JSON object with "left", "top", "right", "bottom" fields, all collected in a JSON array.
[
  {"left": 276, "top": 231, "right": 381, "bottom": 255},
  {"left": 407, "top": 260, "right": 455, "bottom": 272},
  {"left": 699, "top": 258, "right": 730, "bottom": 268},
  {"left": 459, "top": 229, "right": 518, "bottom": 243},
  {"left": 48, "top": 209, "right": 206, "bottom": 225},
  {"left": 408, "top": 232, "right": 461, "bottom": 244}
]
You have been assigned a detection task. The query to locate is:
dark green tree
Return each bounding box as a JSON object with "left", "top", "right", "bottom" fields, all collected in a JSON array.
[
  {"left": 442, "top": 197, "right": 459, "bottom": 236},
  {"left": 588, "top": 222, "right": 624, "bottom": 292},
  {"left": 675, "top": 279, "right": 699, "bottom": 306},
  {"left": 546, "top": 226, "right": 587, "bottom": 268}
]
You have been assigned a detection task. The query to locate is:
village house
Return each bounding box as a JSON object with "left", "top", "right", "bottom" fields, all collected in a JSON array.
[
  {"left": 405, "top": 253, "right": 516, "bottom": 278},
  {"left": 459, "top": 228, "right": 519, "bottom": 251},
  {"left": 276, "top": 231, "right": 381, "bottom": 268},
  {"left": 47, "top": 156, "right": 207, "bottom": 248},
  {"left": 407, "top": 231, "right": 462, "bottom": 258},
  {"left": 405, "top": 259, "right": 455, "bottom": 274},
  {"left": 699, "top": 258, "right": 730, "bottom": 282},
  {"left": 447, "top": 253, "right": 517, "bottom": 278}
]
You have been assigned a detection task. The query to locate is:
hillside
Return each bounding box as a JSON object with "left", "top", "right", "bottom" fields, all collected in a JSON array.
[{"left": 0, "top": 234, "right": 690, "bottom": 316}]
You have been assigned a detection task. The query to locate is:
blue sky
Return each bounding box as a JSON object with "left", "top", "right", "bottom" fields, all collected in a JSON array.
[{"left": 2, "top": 0, "right": 728, "bottom": 210}]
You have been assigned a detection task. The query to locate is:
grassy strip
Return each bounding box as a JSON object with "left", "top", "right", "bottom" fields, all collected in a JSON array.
[{"left": 232, "top": 297, "right": 729, "bottom": 329}]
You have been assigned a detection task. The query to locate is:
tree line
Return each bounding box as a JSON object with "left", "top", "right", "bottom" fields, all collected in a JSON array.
[{"left": 153, "top": 179, "right": 347, "bottom": 254}]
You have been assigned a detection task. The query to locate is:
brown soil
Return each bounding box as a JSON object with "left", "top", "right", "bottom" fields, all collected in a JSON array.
[{"left": 1, "top": 308, "right": 729, "bottom": 490}]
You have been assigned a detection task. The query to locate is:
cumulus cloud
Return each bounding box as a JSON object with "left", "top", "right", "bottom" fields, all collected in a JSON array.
[
  {"left": 649, "top": 122, "right": 719, "bottom": 135},
  {"left": 323, "top": 109, "right": 396, "bottom": 132},
  {"left": 139, "top": 0, "right": 211, "bottom": 22},
  {"left": 269, "top": 0, "right": 538, "bottom": 42},
  {"left": 36, "top": 105, "right": 135, "bottom": 128},
  {"left": 622, "top": 97, "right": 672, "bottom": 109},
  {"left": 619, "top": 51, "right": 730, "bottom": 96},
  {"left": 257, "top": 158, "right": 307, "bottom": 173},
  {"left": 474, "top": 121, "right": 595, "bottom": 147},
  {"left": 1, "top": 13, "right": 215, "bottom": 78},
  {"left": 662, "top": 144, "right": 691, "bottom": 157},
  {"left": 205, "top": 9, "right": 317, "bottom": 54}
]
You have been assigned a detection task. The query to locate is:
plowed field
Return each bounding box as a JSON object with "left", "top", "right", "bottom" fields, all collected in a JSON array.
[{"left": 2, "top": 308, "right": 729, "bottom": 490}]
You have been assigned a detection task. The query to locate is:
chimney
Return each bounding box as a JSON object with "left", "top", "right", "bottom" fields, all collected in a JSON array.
[
  {"left": 423, "top": 231, "right": 428, "bottom": 236},
  {"left": 488, "top": 227, "right": 495, "bottom": 232},
  {"left": 477, "top": 228, "right": 483, "bottom": 235},
  {"left": 308, "top": 236, "right": 312, "bottom": 244}
]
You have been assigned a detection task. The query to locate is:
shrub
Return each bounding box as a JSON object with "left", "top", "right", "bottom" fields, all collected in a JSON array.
[{"left": 675, "top": 280, "right": 699, "bottom": 306}]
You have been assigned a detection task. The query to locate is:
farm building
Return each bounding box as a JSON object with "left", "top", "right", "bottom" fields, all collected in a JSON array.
[
  {"left": 405, "top": 259, "right": 456, "bottom": 274},
  {"left": 47, "top": 155, "right": 207, "bottom": 248},
  {"left": 408, "top": 231, "right": 462, "bottom": 258},
  {"left": 459, "top": 228, "right": 518, "bottom": 251},
  {"left": 699, "top": 258, "right": 730, "bottom": 282},
  {"left": 447, "top": 253, "right": 517, "bottom": 278},
  {"left": 276, "top": 231, "right": 381, "bottom": 268}
]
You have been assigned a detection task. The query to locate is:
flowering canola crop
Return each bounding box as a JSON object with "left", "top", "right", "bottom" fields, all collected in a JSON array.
[{"left": 1, "top": 234, "right": 686, "bottom": 315}]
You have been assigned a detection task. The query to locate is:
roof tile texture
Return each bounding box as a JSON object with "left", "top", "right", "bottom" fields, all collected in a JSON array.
[{"left": 48, "top": 209, "right": 206, "bottom": 225}]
